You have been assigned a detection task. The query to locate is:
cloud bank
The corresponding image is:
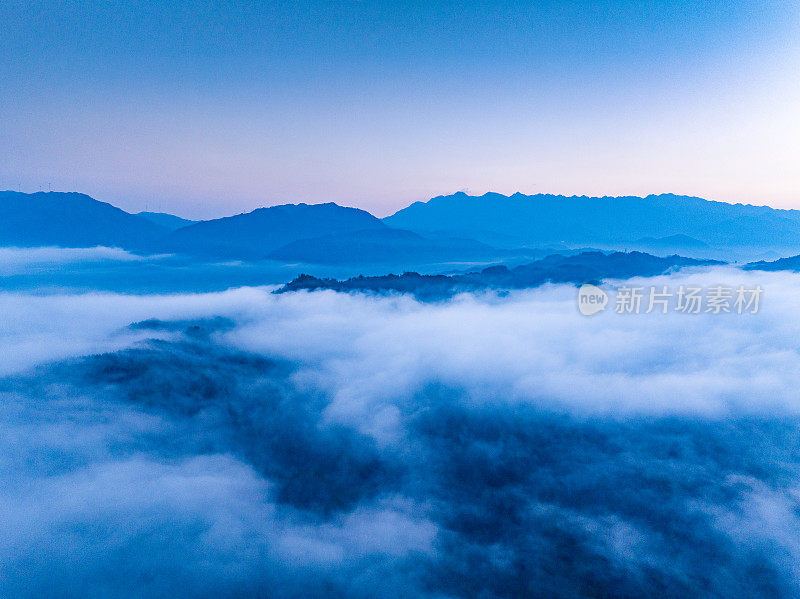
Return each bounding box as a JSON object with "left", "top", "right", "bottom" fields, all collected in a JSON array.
[
  {"left": 2, "top": 266, "right": 800, "bottom": 597},
  {"left": 0, "top": 246, "right": 158, "bottom": 275}
]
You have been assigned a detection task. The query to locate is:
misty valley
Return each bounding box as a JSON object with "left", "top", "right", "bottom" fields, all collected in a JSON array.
[{"left": 2, "top": 190, "right": 800, "bottom": 597}]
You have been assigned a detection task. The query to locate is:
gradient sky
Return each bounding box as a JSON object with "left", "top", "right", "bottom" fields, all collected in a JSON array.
[{"left": 2, "top": 1, "right": 799, "bottom": 219}]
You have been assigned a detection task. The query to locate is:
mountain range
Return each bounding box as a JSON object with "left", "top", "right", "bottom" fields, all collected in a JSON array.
[
  {"left": 3, "top": 190, "right": 800, "bottom": 268},
  {"left": 385, "top": 192, "right": 800, "bottom": 251}
]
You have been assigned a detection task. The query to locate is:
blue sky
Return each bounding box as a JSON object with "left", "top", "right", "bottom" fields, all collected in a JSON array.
[{"left": 2, "top": 1, "right": 798, "bottom": 218}]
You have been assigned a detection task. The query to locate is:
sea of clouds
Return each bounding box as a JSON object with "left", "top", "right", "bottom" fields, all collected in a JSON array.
[
  {"left": 2, "top": 265, "right": 800, "bottom": 597},
  {"left": 0, "top": 246, "right": 152, "bottom": 275}
]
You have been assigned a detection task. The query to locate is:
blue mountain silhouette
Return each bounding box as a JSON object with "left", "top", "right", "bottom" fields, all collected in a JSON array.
[
  {"left": 0, "top": 191, "right": 167, "bottom": 248},
  {"left": 163, "top": 202, "right": 387, "bottom": 259},
  {"left": 385, "top": 192, "right": 800, "bottom": 249},
  {"left": 5, "top": 191, "right": 800, "bottom": 265},
  {"left": 136, "top": 211, "right": 196, "bottom": 231}
]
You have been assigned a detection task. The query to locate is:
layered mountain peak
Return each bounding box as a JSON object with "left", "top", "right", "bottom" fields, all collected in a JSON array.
[
  {"left": 0, "top": 191, "right": 168, "bottom": 248},
  {"left": 164, "top": 201, "right": 387, "bottom": 259}
]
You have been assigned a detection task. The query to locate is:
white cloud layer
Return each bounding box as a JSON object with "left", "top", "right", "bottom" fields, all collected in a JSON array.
[
  {"left": 4, "top": 267, "right": 800, "bottom": 423},
  {"left": 3, "top": 264, "right": 800, "bottom": 597},
  {"left": 0, "top": 246, "right": 160, "bottom": 275}
]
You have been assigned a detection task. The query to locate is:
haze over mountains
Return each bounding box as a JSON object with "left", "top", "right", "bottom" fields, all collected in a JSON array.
[
  {"left": 267, "top": 227, "right": 507, "bottom": 265},
  {"left": 3, "top": 190, "right": 800, "bottom": 271}
]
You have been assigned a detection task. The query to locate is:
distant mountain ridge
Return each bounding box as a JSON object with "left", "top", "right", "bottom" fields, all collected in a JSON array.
[
  {"left": 5, "top": 190, "right": 800, "bottom": 267},
  {"left": 277, "top": 251, "right": 722, "bottom": 299},
  {"left": 0, "top": 191, "right": 167, "bottom": 248},
  {"left": 745, "top": 255, "right": 800, "bottom": 272},
  {"left": 384, "top": 192, "right": 800, "bottom": 250},
  {"left": 136, "top": 211, "right": 196, "bottom": 231}
]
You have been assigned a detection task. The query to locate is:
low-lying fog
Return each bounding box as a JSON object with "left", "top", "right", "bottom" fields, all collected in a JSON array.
[{"left": 2, "top": 259, "right": 799, "bottom": 597}]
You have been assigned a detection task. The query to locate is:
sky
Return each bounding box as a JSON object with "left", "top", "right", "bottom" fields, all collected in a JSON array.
[{"left": 1, "top": 0, "right": 799, "bottom": 219}]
